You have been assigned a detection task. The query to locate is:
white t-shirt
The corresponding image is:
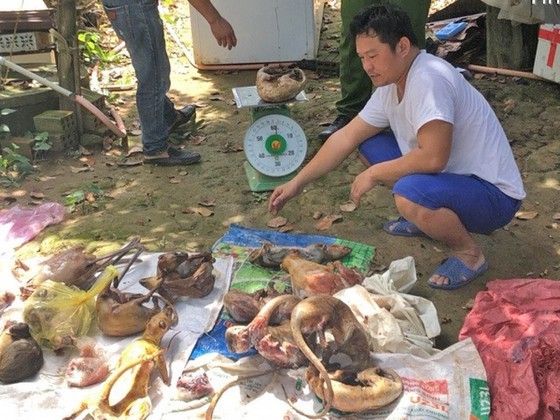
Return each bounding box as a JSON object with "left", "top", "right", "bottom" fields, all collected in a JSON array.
[{"left": 358, "top": 51, "right": 526, "bottom": 200}]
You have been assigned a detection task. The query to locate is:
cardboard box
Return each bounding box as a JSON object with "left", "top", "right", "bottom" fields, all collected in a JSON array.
[{"left": 533, "top": 24, "right": 560, "bottom": 83}]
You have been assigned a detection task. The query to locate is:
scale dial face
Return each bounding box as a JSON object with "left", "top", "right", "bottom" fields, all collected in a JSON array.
[{"left": 244, "top": 114, "right": 307, "bottom": 177}]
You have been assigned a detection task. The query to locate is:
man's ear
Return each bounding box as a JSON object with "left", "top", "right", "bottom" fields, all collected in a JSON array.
[{"left": 397, "top": 37, "right": 411, "bottom": 56}]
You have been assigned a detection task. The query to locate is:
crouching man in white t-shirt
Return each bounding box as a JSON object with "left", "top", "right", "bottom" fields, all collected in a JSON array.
[{"left": 268, "top": 3, "right": 525, "bottom": 290}]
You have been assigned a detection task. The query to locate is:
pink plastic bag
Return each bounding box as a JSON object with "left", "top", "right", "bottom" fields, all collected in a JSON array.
[
  {"left": 0, "top": 202, "right": 66, "bottom": 254},
  {"left": 459, "top": 278, "right": 560, "bottom": 420}
]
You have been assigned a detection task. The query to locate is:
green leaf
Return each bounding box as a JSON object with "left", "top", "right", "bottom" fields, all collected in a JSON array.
[
  {"left": 65, "top": 190, "right": 85, "bottom": 205},
  {"left": 1, "top": 108, "right": 16, "bottom": 115},
  {"left": 0, "top": 124, "right": 11, "bottom": 133},
  {"left": 33, "top": 142, "right": 51, "bottom": 151},
  {"left": 34, "top": 131, "right": 49, "bottom": 141}
]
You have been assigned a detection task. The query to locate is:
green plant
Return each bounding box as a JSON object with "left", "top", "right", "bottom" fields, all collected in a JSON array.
[
  {"left": 77, "top": 30, "right": 116, "bottom": 65},
  {"left": 32, "top": 131, "right": 52, "bottom": 160},
  {"left": 0, "top": 123, "right": 9, "bottom": 141},
  {"left": 0, "top": 144, "right": 34, "bottom": 187},
  {"left": 64, "top": 183, "right": 105, "bottom": 213}
]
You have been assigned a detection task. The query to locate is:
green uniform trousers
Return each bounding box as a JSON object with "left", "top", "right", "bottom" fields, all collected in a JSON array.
[{"left": 336, "top": 0, "right": 431, "bottom": 118}]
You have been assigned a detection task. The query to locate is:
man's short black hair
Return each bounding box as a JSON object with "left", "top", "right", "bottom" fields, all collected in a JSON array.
[{"left": 349, "top": 3, "right": 418, "bottom": 51}]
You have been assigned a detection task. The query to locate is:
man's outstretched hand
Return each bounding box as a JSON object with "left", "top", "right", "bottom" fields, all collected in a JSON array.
[{"left": 268, "top": 180, "right": 303, "bottom": 215}]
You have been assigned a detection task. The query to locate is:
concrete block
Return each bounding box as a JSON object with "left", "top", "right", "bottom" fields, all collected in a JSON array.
[
  {"left": 0, "top": 136, "right": 35, "bottom": 160},
  {"left": 48, "top": 130, "right": 78, "bottom": 152},
  {"left": 83, "top": 113, "right": 106, "bottom": 134},
  {"left": 80, "top": 133, "right": 104, "bottom": 147},
  {"left": 0, "top": 86, "right": 58, "bottom": 135},
  {"left": 33, "top": 109, "right": 76, "bottom": 132}
]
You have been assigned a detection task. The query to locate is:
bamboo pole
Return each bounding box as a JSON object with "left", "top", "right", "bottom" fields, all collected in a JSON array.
[{"left": 466, "top": 64, "right": 549, "bottom": 82}]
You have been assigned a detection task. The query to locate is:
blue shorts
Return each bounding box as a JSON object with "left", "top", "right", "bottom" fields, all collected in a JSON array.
[{"left": 358, "top": 131, "right": 522, "bottom": 234}]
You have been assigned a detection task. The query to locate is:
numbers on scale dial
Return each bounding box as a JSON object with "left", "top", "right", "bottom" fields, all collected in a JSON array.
[{"left": 244, "top": 115, "right": 307, "bottom": 177}]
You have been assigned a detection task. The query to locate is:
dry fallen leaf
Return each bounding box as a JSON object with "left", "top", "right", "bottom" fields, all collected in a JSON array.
[
  {"left": 339, "top": 202, "right": 357, "bottom": 212},
  {"left": 268, "top": 216, "right": 288, "bottom": 228},
  {"left": 85, "top": 192, "right": 96, "bottom": 203},
  {"left": 79, "top": 145, "right": 92, "bottom": 156},
  {"left": 182, "top": 207, "right": 214, "bottom": 217},
  {"left": 315, "top": 214, "right": 343, "bottom": 231},
  {"left": 30, "top": 191, "right": 45, "bottom": 199},
  {"left": 515, "top": 210, "right": 538, "bottom": 220},
  {"left": 191, "top": 135, "right": 207, "bottom": 145},
  {"left": 503, "top": 98, "right": 516, "bottom": 113},
  {"left": 198, "top": 198, "right": 216, "bottom": 207},
  {"left": 312, "top": 211, "right": 323, "bottom": 220},
  {"left": 279, "top": 224, "right": 294, "bottom": 233},
  {"left": 70, "top": 166, "right": 92, "bottom": 173},
  {"left": 552, "top": 212, "right": 560, "bottom": 220},
  {"left": 117, "top": 160, "right": 143, "bottom": 167}
]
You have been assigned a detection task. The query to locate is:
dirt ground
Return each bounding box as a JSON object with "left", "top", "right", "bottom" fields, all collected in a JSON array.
[{"left": 3, "top": 2, "right": 560, "bottom": 350}]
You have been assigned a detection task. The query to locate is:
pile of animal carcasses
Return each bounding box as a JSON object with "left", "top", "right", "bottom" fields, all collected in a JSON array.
[
  {"left": 1, "top": 236, "right": 217, "bottom": 392},
  {"left": 216, "top": 242, "right": 403, "bottom": 417}
]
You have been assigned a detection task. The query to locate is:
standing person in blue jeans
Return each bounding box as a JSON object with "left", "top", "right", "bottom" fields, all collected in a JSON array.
[
  {"left": 100, "top": 0, "right": 237, "bottom": 165},
  {"left": 269, "top": 4, "right": 525, "bottom": 290}
]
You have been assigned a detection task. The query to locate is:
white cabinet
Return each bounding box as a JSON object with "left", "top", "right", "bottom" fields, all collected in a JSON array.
[{"left": 189, "top": 0, "right": 324, "bottom": 68}]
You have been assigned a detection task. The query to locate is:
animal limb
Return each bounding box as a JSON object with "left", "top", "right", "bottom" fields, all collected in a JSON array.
[
  {"left": 204, "top": 369, "right": 279, "bottom": 420},
  {"left": 288, "top": 295, "right": 371, "bottom": 419}
]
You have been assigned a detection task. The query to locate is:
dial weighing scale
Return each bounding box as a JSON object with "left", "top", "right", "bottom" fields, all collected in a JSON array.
[{"left": 232, "top": 86, "right": 308, "bottom": 192}]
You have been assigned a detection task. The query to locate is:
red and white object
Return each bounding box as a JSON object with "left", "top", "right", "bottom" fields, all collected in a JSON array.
[{"left": 533, "top": 24, "right": 560, "bottom": 83}]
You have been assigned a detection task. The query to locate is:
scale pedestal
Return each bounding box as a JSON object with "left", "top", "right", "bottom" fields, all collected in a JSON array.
[{"left": 232, "top": 86, "right": 308, "bottom": 192}]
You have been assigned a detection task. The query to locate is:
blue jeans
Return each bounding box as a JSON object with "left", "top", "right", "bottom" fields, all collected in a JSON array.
[{"left": 100, "top": 0, "right": 177, "bottom": 155}]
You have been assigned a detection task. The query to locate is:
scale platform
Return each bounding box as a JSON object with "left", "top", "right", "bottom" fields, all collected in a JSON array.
[
  {"left": 233, "top": 86, "right": 308, "bottom": 192},
  {"left": 232, "top": 86, "right": 308, "bottom": 110}
]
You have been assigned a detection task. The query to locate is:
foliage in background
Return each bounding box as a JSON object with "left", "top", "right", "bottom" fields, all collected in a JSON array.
[
  {"left": 64, "top": 183, "right": 105, "bottom": 213},
  {"left": 0, "top": 144, "right": 34, "bottom": 187},
  {"left": 78, "top": 30, "right": 116, "bottom": 65}
]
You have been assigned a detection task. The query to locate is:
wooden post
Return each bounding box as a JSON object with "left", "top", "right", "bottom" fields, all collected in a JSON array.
[
  {"left": 56, "top": 0, "right": 82, "bottom": 141},
  {"left": 486, "top": 5, "right": 540, "bottom": 71}
]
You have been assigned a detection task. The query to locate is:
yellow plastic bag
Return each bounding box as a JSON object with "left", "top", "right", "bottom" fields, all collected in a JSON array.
[{"left": 23, "top": 265, "right": 118, "bottom": 350}]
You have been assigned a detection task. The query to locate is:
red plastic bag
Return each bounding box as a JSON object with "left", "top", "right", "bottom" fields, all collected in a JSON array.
[{"left": 459, "top": 278, "right": 560, "bottom": 420}]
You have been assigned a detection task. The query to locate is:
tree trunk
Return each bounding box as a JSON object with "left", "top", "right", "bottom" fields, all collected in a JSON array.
[
  {"left": 486, "top": 5, "right": 539, "bottom": 71},
  {"left": 56, "top": 0, "right": 82, "bottom": 141}
]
